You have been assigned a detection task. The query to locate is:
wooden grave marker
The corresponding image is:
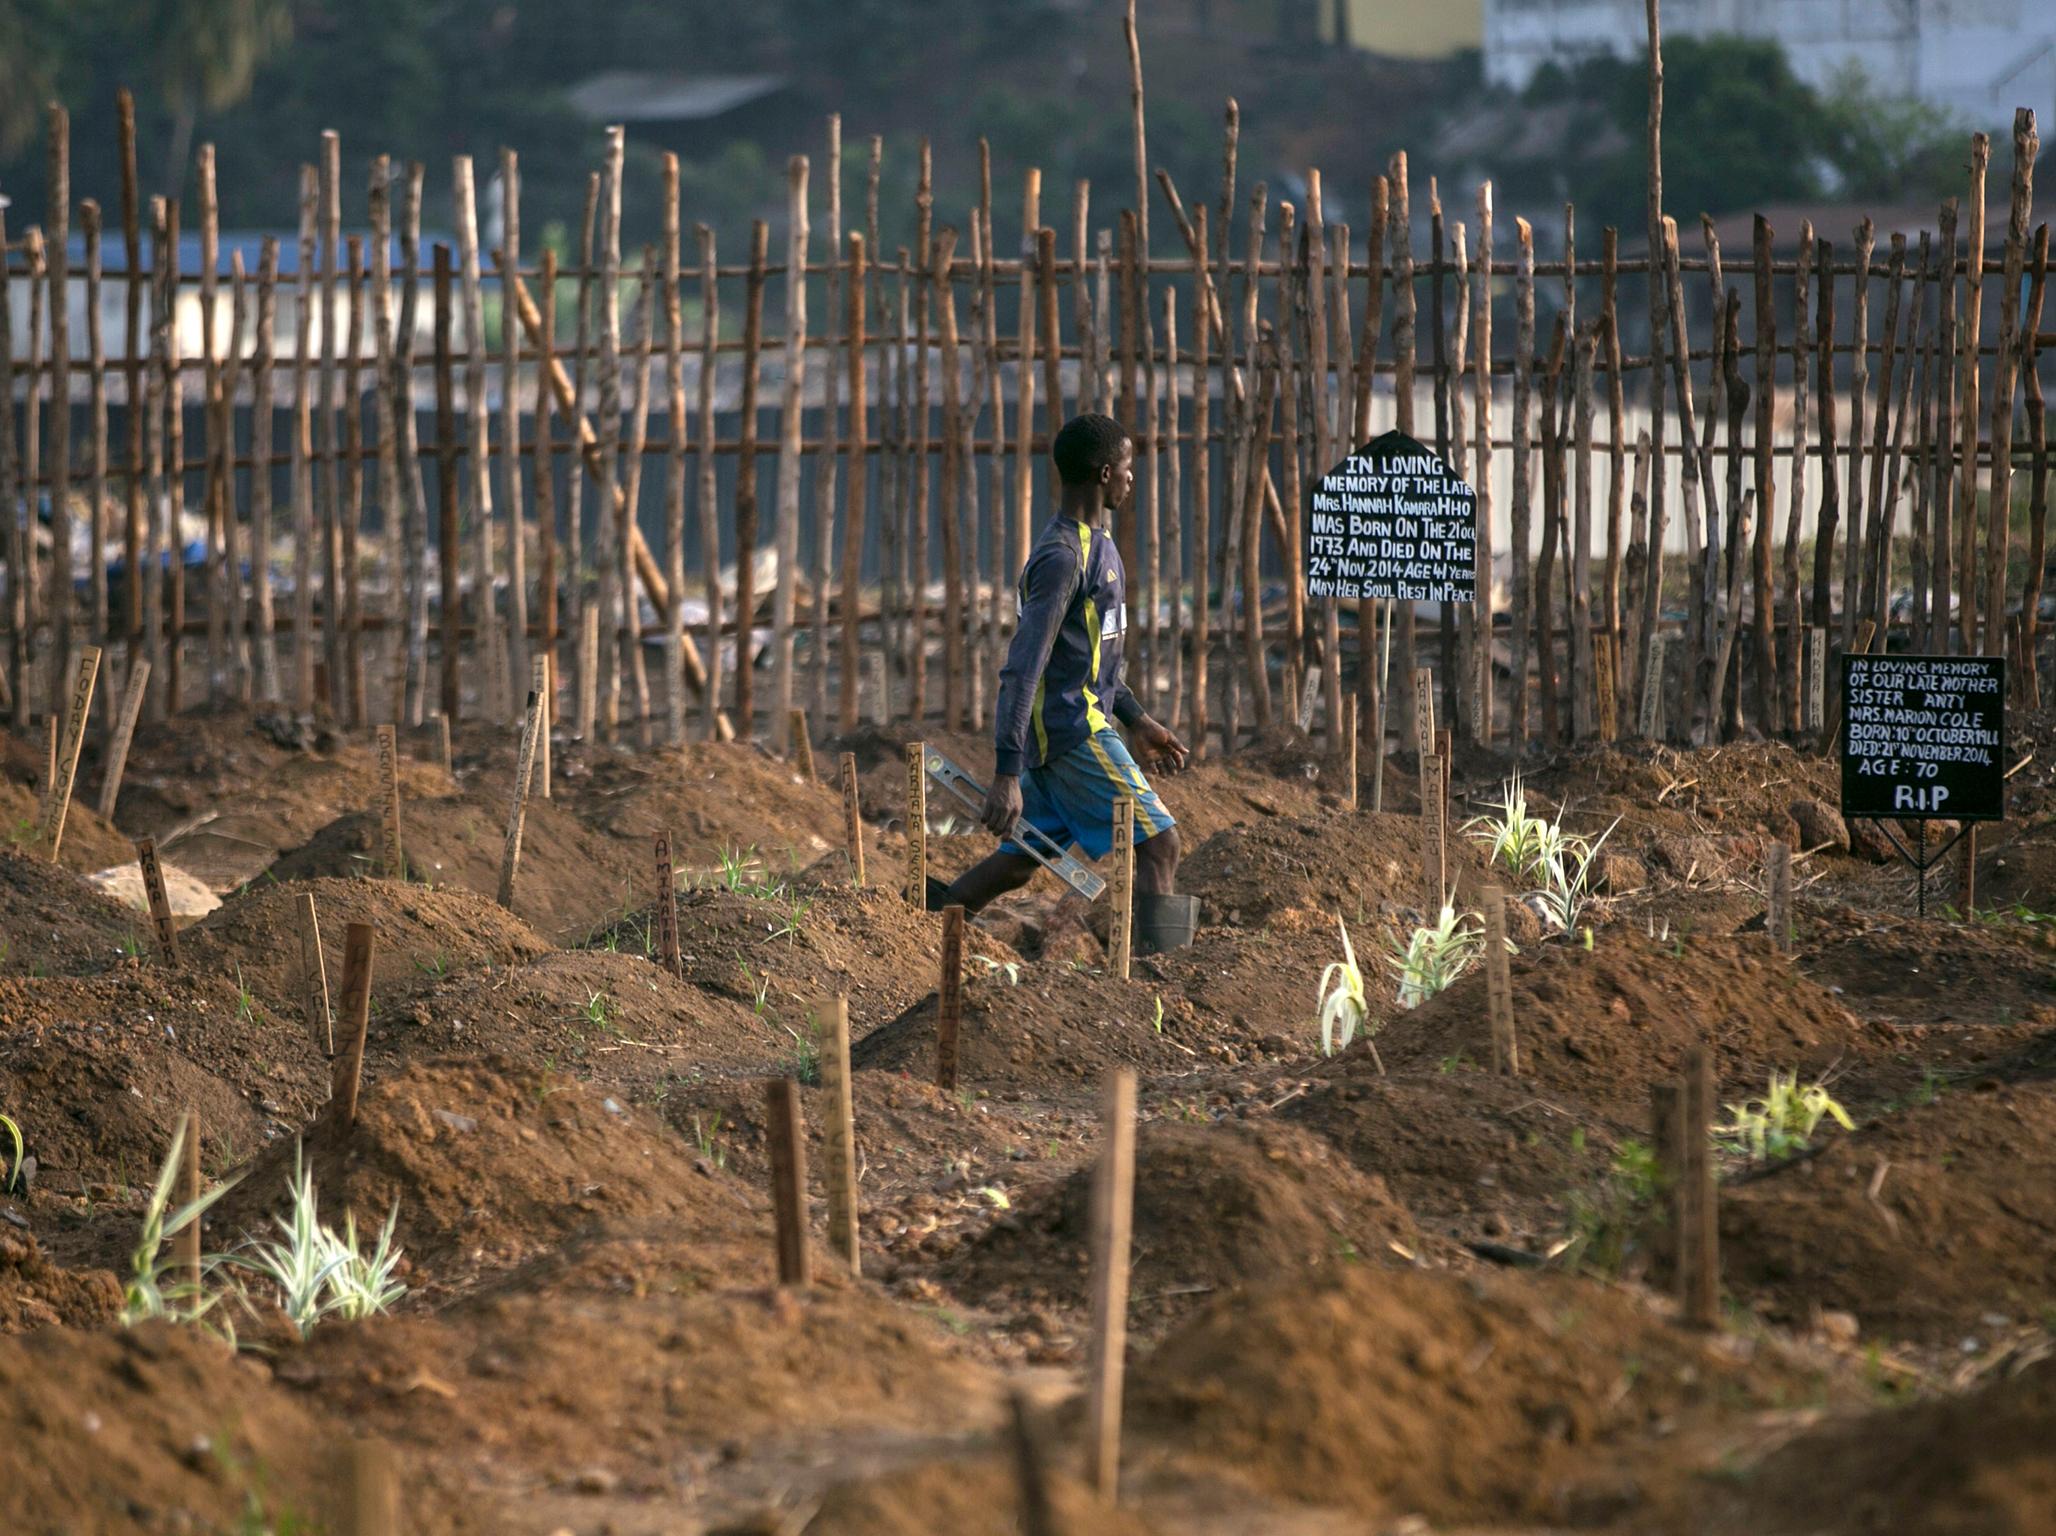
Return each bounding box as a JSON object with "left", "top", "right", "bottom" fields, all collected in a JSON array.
[
  {"left": 1639, "top": 634, "right": 1669, "bottom": 740},
  {"left": 433, "top": 712, "right": 453, "bottom": 778},
  {"left": 135, "top": 837, "right": 180, "bottom": 964},
  {"left": 375, "top": 723, "right": 403, "bottom": 880},
  {"left": 819, "top": 994, "right": 860, "bottom": 1276},
  {"left": 653, "top": 833, "right": 682, "bottom": 975},
  {"left": 1959, "top": 825, "right": 1979, "bottom": 914},
  {"left": 96, "top": 656, "right": 149, "bottom": 819},
  {"left": 1296, "top": 663, "right": 1321, "bottom": 732},
  {"left": 1483, "top": 883, "right": 1518, "bottom": 1073},
  {"left": 1805, "top": 626, "right": 1827, "bottom": 733},
  {"left": 904, "top": 741, "right": 927, "bottom": 909},
  {"left": 331, "top": 921, "right": 376, "bottom": 1129},
  {"left": 577, "top": 604, "right": 600, "bottom": 742},
  {"left": 1419, "top": 752, "right": 1447, "bottom": 913},
  {"left": 39, "top": 643, "right": 100, "bottom": 861},
  {"left": 1343, "top": 693, "right": 1359, "bottom": 811},
  {"left": 495, "top": 688, "right": 544, "bottom": 908},
  {"left": 765, "top": 1076, "right": 811, "bottom": 1286},
  {"left": 1109, "top": 798, "right": 1135, "bottom": 979},
  {"left": 840, "top": 751, "right": 866, "bottom": 886},
  {"left": 936, "top": 905, "right": 966, "bottom": 1090},
  {"left": 533, "top": 654, "right": 551, "bottom": 799},
  {"left": 300, "top": 892, "right": 332, "bottom": 1054},
  {"left": 789, "top": 707, "right": 815, "bottom": 779},
  {"left": 176, "top": 1104, "right": 202, "bottom": 1298},
  {"left": 1086, "top": 1068, "right": 1138, "bottom": 1501},
  {"left": 346, "top": 1438, "right": 401, "bottom": 1536},
  {"left": 1678, "top": 1045, "right": 1720, "bottom": 1330},
  {"left": 1767, "top": 840, "right": 1794, "bottom": 953},
  {"left": 1412, "top": 664, "right": 1435, "bottom": 759}
]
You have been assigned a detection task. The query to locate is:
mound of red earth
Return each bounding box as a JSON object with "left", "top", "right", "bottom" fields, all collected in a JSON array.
[
  {"left": 0, "top": 777, "right": 135, "bottom": 875},
  {"left": 1370, "top": 931, "right": 1902, "bottom": 1122},
  {"left": 800, "top": 1453, "right": 1160, "bottom": 1536},
  {"left": 268, "top": 787, "right": 642, "bottom": 940},
  {"left": 0, "top": 968, "right": 326, "bottom": 1185},
  {"left": 575, "top": 737, "right": 858, "bottom": 866},
  {"left": 0, "top": 1322, "right": 353, "bottom": 1531},
  {"left": 0, "top": 848, "right": 143, "bottom": 975},
  {"left": 0, "top": 1228, "right": 121, "bottom": 1331},
  {"left": 941, "top": 1120, "right": 1443, "bottom": 1335},
  {"left": 213, "top": 1057, "right": 762, "bottom": 1296},
  {"left": 1679, "top": 1352, "right": 2056, "bottom": 1536},
  {"left": 1178, "top": 802, "right": 1485, "bottom": 926},
  {"left": 1127, "top": 1265, "right": 1847, "bottom": 1529},
  {"left": 1721, "top": 1077, "right": 2056, "bottom": 1344},
  {"left": 187, "top": 875, "right": 551, "bottom": 1023}
]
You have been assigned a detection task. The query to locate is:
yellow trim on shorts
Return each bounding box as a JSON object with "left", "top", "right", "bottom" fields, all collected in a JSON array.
[{"left": 1087, "top": 732, "right": 1168, "bottom": 837}]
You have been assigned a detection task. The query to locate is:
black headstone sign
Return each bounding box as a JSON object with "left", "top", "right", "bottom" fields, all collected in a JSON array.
[
  {"left": 1840, "top": 653, "right": 2006, "bottom": 823},
  {"left": 1306, "top": 429, "right": 1478, "bottom": 604}
]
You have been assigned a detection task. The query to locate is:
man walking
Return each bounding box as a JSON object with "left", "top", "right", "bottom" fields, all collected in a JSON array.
[{"left": 929, "top": 412, "right": 1188, "bottom": 921}]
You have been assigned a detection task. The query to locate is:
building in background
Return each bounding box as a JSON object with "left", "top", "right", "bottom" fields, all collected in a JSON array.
[
  {"left": 1484, "top": 0, "right": 2054, "bottom": 135},
  {"left": 1320, "top": 0, "right": 1484, "bottom": 59}
]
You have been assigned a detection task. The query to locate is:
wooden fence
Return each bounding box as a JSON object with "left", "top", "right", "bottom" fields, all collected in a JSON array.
[{"left": 1, "top": 29, "right": 2050, "bottom": 770}]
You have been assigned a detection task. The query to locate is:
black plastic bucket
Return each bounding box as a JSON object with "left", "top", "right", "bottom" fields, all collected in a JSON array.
[{"left": 1135, "top": 892, "right": 1199, "bottom": 954}]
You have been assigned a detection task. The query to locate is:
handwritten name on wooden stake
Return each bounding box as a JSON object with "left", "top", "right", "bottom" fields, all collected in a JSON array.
[
  {"left": 653, "top": 833, "right": 682, "bottom": 975},
  {"left": 1803, "top": 627, "right": 1825, "bottom": 733},
  {"left": 789, "top": 707, "right": 815, "bottom": 779},
  {"left": 1639, "top": 634, "right": 1669, "bottom": 740},
  {"left": 300, "top": 892, "right": 332, "bottom": 1055},
  {"left": 1483, "top": 884, "right": 1517, "bottom": 1073},
  {"left": 1109, "top": 799, "right": 1135, "bottom": 980},
  {"left": 1086, "top": 1068, "right": 1137, "bottom": 1501},
  {"left": 1767, "top": 840, "right": 1794, "bottom": 953},
  {"left": 332, "top": 921, "right": 376, "bottom": 1129},
  {"left": 1412, "top": 665, "right": 1436, "bottom": 760},
  {"left": 1419, "top": 753, "right": 1447, "bottom": 914},
  {"left": 41, "top": 644, "right": 101, "bottom": 862},
  {"left": 496, "top": 689, "right": 543, "bottom": 908},
  {"left": 840, "top": 751, "right": 866, "bottom": 887},
  {"left": 375, "top": 724, "right": 403, "bottom": 880},
  {"left": 97, "top": 656, "right": 149, "bottom": 819},
  {"left": 1296, "top": 664, "right": 1320, "bottom": 732},
  {"left": 135, "top": 837, "right": 179, "bottom": 964},
  {"left": 904, "top": 742, "right": 927, "bottom": 909},
  {"left": 764, "top": 1076, "right": 811, "bottom": 1286},
  {"left": 936, "top": 905, "right": 966, "bottom": 1090},
  {"left": 820, "top": 994, "right": 860, "bottom": 1276}
]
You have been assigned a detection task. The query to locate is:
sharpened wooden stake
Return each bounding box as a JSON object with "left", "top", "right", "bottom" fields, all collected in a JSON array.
[
  {"left": 375, "top": 723, "right": 403, "bottom": 880},
  {"left": 789, "top": 708, "right": 814, "bottom": 780},
  {"left": 1419, "top": 752, "right": 1447, "bottom": 913},
  {"left": 819, "top": 994, "right": 860, "bottom": 1276},
  {"left": 496, "top": 688, "right": 544, "bottom": 908},
  {"left": 1679, "top": 1045, "right": 1720, "bottom": 1330},
  {"left": 1483, "top": 884, "right": 1517, "bottom": 1073},
  {"left": 40, "top": 643, "right": 100, "bottom": 862},
  {"left": 176, "top": 1104, "right": 201, "bottom": 1299},
  {"left": 1767, "top": 840, "right": 1794, "bottom": 953},
  {"left": 135, "top": 837, "right": 179, "bottom": 964},
  {"left": 653, "top": 833, "right": 682, "bottom": 975},
  {"left": 936, "top": 905, "right": 965, "bottom": 1090},
  {"left": 765, "top": 1076, "right": 811, "bottom": 1286},
  {"left": 840, "top": 751, "right": 866, "bottom": 887},
  {"left": 1086, "top": 1067, "right": 1137, "bottom": 1502},
  {"left": 1110, "top": 798, "right": 1135, "bottom": 979},
  {"left": 331, "top": 921, "right": 375, "bottom": 1129},
  {"left": 96, "top": 656, "right": 149, "bottom": 819},
  {"left": 300, "top": 891, "right": 332, "bottom": 1055},
  {"left": 905, "top": 741, "right": 928, "bottom": 908}
]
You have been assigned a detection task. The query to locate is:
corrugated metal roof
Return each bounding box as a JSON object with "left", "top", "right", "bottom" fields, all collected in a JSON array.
[{"left": 564, "top": 71, "right": 787, "bottom": 123}]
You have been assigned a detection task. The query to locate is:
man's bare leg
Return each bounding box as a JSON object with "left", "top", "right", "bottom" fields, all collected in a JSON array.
[
  {"left": 1135, "top": 824, "right": 1181, "bottom": 895},
  {"left": 935, "top": 849, "right": 1041, "bottom": 915}
]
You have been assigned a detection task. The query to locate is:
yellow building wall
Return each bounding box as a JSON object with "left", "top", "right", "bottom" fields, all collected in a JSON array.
[{"left": 1319, "top": 0, "right": 1482, "bottom": 58}]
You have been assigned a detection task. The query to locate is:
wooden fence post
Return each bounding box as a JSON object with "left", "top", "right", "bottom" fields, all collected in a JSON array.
[
  {"left": 300, "top": 892, "right": 332, "bottom": 1055},
  {"left": 654, "top": 834, "right": 682, "bottom": 975},
  {"left": 765, "top": 1076, "right": 811, "bottom": 1287},
  {"left": 905, "top": 742, "right": 928, "bottom": 908},
  {"left": 496, "top": 687, "right": 544, "bottom": 908},
  {"left": 331, "top": 922, "right": 376, "bottom": 1129},
  {"left": 97, "top": 656, "right": 148, "bottom": 819},
  {"left": 840, "top": 751, "right": 867, "bottom": 887},
  {"left": 1483, "top": 884, "right": 1517, "bottom": 1073},
  {"left": 1086, "top": 1067, "right": 1137, "bottom": 1502},
  {"left": 819, "top": 994, "right": 860, "bottom": 1276},
  {"left": 40, "top": 643, "right": 99, "bottom": 861},
  {"left": 375, "top": 724, "right": 403, "bottom": 881},
  {"left": 1109, "top": 799, "right": 1135, "bottom": 979},
  {"left": 937, "top": 905, "right": 965, "bottom": 1090},
  {"left": 135, "top": 837, "right": 179, "bottom": 964}
]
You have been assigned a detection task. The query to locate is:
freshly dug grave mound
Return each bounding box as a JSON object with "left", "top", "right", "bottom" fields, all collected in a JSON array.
[
  {"left": 188, "top": 875, "right": 550, "bottom": 1022},
  {"left": 802, "top": 1454, "right": 1160, "bottom": 1536},
  {"left": 0, "top": 848, "right": 143, "bottom": 975},
  {"left": 0, "top": 1322, "right": 359, "bottom": 1532},
  {"left": 1799, "top": 906, "right": 2056, "bottom": 1034},
  {"left": 214, "top": 1056, "right": 759, "bottom": 1294},
  {"left": 1682, "top": 1353, "right": 2056, "bottom": 1536},
  {"left": 1179, "top": 804, "right": 1484, "bottom": 926},
  {"left": 397, "top": 947, "right": 784, "bottom": 1081},
  {"left": 1721, "top": 1078, "right": 2056, "bottom": 1344},
  {"left": 1372, "top": 932, "right": 1902, "bottom": 1123},
  {"left": 1279, "top": 1067, "right": 1612, "bottom": 1240},
  {"left": 613, "top": 881, "right": 1021, "bottom": 1035},
  {"left": 1536, "top": 739, "right": 1840, "bottom": 843},
  {"left": 283, "top": 1267, "right": 1002, "bottom": 1501},
  {"left": 0, "top": 1228, "right": 122, "bottom": 1331},
  {"left": 1126, "top": 1265, "right": 1847, "bottom": 1529},
  {"left": 827, "top": 723, "right": 996, "bottom": 831},
  {"left": 853, "top": 968, "right": 1199, "bottom": 1090},
  {"left": 1149, "top": 904, "right": 1379, "bottom": 1067},
  {"left": 269, "top": 788, "right": 641, "bottom": 940},
  {"left": 941, "top": 1120, "right": 1442, "bottom": 1335},
  {"left": 0, "top": 970, "right": 325, "bottom": 1185},
  {"left": 0, "top": 777, "right": 134, "bottom": 874},
  {"left": 576, "top": 737, "right": 857, "bottom": 867}
]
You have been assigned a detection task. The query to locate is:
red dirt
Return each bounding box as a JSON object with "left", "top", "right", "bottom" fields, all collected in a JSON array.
[
  {"left": 0, "top": 1229, "right": 122, "bottom": 1331},
  {"left": 0, "top": 848, "right": 144, "bottom": 975}
]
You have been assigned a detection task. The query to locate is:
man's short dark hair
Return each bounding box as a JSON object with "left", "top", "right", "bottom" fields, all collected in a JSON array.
[{"left": 1051, "top": 413, "right": 1129, "bottom": 486}]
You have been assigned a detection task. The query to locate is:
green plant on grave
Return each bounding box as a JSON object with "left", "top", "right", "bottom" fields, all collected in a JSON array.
[
  {"left": 1557, "top": 1138, "right": 1665, "bottom": 1276},
  {"left": 1713, "top": 1071, "right": 1855, "bottom": 1163},
  {"left": 117, "top": 930, "right": 145, "bottom": 960},
  {"left": 1387, "top": 902, "right": 1485, "bottom": 1010},
  {"left": 122, "top": 1116, "right": 241, "bottom": 1329},
  {"left": 1533, "top": 817, "right": 1620, "bottom": 935},
  {"left": 1316, "top": 913, "right": 1383, "bottom": 1071},
  {"left": 229, "top": 1143, "right": 405, "bottom": 1337},
  {"left": 1, "top": 1112, "right": 23, "bottom": 1195},
  {"left": 233, "top": 964, "right": 259, "bottom": 1025},
  {"left": 692, "top": 1112, "right": 729, "bottom": 1170},
  {"left": 781, "top": 1014, "right": 821, "bottom": 1086},
  {"left": 971, "top": 954, "right": 1022, "bottom": 986},
  {"left": 1463, "top": 770, "right": 1556, "bottom": 882},
  {"left": 769, "top": 889, "right": 813, "bottom": 945},
  {"left": 578, "top": 989, "right": 613, "bottom": 1030}
]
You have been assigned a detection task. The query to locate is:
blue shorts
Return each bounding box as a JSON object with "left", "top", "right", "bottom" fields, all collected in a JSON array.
[{"left": 1000, "top": 729, "right": 1176, "bottom": 861}]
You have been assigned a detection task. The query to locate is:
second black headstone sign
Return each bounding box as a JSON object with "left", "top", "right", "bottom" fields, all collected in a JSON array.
[
  {"left": 1307, "top": 429, "right": 1478, "bottom": 604},
  {"left": 1840, "top": 653, "right": 2006, "bottom": 822}
]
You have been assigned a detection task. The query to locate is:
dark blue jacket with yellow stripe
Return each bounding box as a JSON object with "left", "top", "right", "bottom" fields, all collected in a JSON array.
[{"left": 994, "top": 515, "right": 1145, "bottom": 777}]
